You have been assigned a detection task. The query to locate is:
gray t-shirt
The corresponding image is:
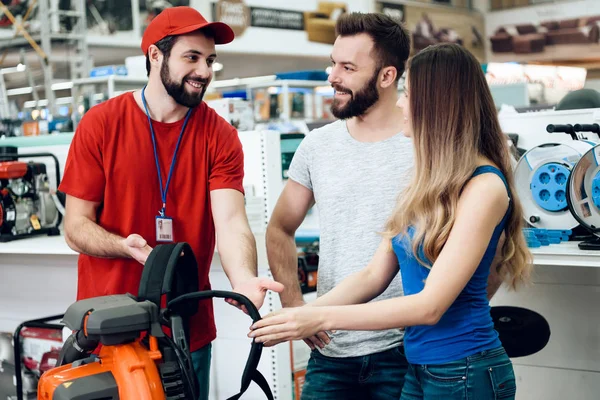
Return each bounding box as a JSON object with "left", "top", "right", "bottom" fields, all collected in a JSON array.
[{"left": 288, "top": 119, "right": 414, "bottom": 357}]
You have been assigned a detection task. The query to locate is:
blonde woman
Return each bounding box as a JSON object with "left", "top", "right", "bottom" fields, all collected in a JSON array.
[{"left": 250, "top": 43, "right": 532, "bottom": 400}]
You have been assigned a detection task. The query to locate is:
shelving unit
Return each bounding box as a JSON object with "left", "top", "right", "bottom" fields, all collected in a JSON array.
[
  {"left": 0, "top": 0, "right": 90, "bottom": 116},
  {"left": 69, "top": 75, "right": 147, "bottom": 124},
  {"left": 246, "top": 78, "right": 331, "bottom": 122},
  {"left": 0, "top": 128, "right": 299, "bottom": 400}
]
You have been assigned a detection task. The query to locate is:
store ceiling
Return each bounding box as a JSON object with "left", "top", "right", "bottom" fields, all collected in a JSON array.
[{"left": 0, "top": 43, "right": 331, "bottom": 91}]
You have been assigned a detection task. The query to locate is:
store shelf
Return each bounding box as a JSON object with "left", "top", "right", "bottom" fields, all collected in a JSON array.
[
  {"left": 247, "top": 79, "right": 329, "bottom": 89},
  {"left": 0, "top": 133, "right": 74, "bottom": 147},
  {"left": 0, "top": 234, "right": 76, "bottom": 255},
  {"left": 86, "top": 33, "right": 142, "bottom": 48},
  {"left": 531, "top": 241, "right": 600, "bottom": 268},
  {"left": 0, "top": 34, "right": 69, "bottom": 50},
  {"left": 71, "top": 75, "right": 147, "bottom": 86}
]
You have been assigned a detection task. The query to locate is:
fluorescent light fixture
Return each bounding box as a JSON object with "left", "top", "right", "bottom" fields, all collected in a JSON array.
[
  {"left": 24, "top": 99, "right": 49, "bottom": 108},
  {"left": 7, "top": 87, "right": 33, "bottom": 96},
  {"left": 23, "top": 96, "right": 73, "bottom": 108},
  {"left": 56, "top": 97, "right": 73, "bottom": 105},
  {"left": 51, "top": 81, "right": 74, "bottom": 90},
  {"left": 210, "top": 75, "right": 277, "bottom": 89},
  {"left": 7, "top": 81, "right": 74, "bottom": 96},
  {"left": 0, "top": 63, "right": 27, "bottom": 74}
]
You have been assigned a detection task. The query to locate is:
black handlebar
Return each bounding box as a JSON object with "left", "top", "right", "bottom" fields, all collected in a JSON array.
[
  {"left": 546, "top": 124, "right": 577, "bottom": 140},
  {"left": 169, "top": 290, "right": 262, "bottom": 322},
  {"left": 574, "top": 123, "right": 600, "bottom": 133}
]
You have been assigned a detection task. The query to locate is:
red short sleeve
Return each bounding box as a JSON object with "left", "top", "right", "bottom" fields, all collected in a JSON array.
[
  {"left": 208, "top": 123, "right": 244, "bottom": 194},
  {"left": 58, "top": 114, "right": 106, "bottom": 202}
]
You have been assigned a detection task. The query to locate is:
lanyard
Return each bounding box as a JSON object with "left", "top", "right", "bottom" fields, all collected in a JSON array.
[{"left": 141, "top": 85, "right": 192, "bottom": 217}]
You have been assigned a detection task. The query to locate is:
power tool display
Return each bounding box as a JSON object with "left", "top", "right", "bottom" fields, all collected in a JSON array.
[
  {"left": 514, "top": 124, "right": 598, "bottom": 231},
  {"left": 35, "top": 243, "right": 274, "bottom": 400},
  {"left": 0, "top": 146, "right": 63, "bottom": 242},
  {"left": 566, "top": 139, "right": 600, "bottom": 250}
]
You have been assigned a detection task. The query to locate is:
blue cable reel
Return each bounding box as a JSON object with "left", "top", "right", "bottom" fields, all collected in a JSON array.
[
  {"left": 515, "top": 141, "right": 595, "bottom": 230},
  {"left": 566, "top": 144, "right": 600, "bottom": 235},
  {"left": 530, "top": 163, "right": 570, "bottom": 212}
]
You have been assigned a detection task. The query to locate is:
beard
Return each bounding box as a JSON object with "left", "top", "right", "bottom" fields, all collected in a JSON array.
[
  {"left": 160, "top": 58, "right": 209, "bottom": 108},
  {"left": 330, "top": 68, "right": 380, "bottom": 120}
]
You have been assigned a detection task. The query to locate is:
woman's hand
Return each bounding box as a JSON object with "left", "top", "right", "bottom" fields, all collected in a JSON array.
[{"left": 248, "top": 307, "right": 328, "bottom": 344}]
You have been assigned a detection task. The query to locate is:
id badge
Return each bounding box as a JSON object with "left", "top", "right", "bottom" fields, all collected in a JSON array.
[{"left": 156, "top": 216, "right": 174, "bottom": 242}]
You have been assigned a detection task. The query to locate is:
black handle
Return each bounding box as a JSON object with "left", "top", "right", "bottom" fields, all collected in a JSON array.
[
  {"left": 546, "top": 124, "right": 577, "bottom": 140},
  {"left": 0, "top": 152, "right": 62, "bottom": 186},
  {"left": 574, "top": 123, "right": 600, "bottom": 133},
  {"left": 168, "top": 290, "right": 262, "bottom": 322}
]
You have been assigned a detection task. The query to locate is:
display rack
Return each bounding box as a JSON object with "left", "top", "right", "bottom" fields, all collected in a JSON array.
[
  {"left": 0, "top": 0, "right": 90, "bottom": 116},
  {"left": 69, "top": 75, "right": 148, "bottom": 125},
  {"left": 68, "top": 75, "right": 333, "bottom": 129},
  {"left": 246, "top": 78, "right": 331, "bottom": 122},
  {"left": 0, "top": 128, "right": 301, "bottom": 400},
  {"left": 493, "top": 105, "right": 600, "bottom": 399}
]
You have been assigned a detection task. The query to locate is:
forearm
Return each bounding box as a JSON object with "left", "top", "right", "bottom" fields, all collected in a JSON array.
[
  {"left": 217, "top": 224, "right": 257, "bottom": 288},
  {"left": 311, "top": 268, "right": 387, "bottom": 307},
  {"left": 65, "top": 215, "right": 128, "bottom": 258},
  {"left": 321, "top": 294, "right": 437, "bottom": 332},
  {"left": 266, "top": 226, "right": 304, "bottom": 307}
]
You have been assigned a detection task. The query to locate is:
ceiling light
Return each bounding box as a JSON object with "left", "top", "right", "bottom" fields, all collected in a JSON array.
[
  {"left": 7, "top": 87, "right": 33, "bottom": 96},
  {"left": 51, "top": 82, "right": 74, "bottom": 90},
  {"left": 213, "top": 62, "right": 223, "bottom": 72}
]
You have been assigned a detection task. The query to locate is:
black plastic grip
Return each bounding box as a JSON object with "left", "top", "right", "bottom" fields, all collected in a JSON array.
[
  {"left": 574, "top": 123, "right": 600, "bottom": 133},
  {"left": 168, "top": 290, "right": 262, "bottom": 322},
  {"left": 546, "top": 124, "right": 577, "bottom": 140}
]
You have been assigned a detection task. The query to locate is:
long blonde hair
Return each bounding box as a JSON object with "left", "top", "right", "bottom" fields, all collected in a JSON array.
[{"left": 384, "top": 44, "right": 532, "bottom": 290}]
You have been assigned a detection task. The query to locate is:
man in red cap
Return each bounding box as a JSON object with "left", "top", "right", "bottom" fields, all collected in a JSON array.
[{"left": 59, "top": 6, "right": 283, "bottom": 399}]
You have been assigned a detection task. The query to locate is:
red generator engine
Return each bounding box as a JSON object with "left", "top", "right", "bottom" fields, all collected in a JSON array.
[{"left": 0, "top": 146, "right": 62, "bottom": 242}]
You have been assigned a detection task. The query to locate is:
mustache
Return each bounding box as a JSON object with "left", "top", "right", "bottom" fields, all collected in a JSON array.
[
  {"left": 184, "top": 76, "right": 210, "bottom": 85},
  {"left": 332, "top": 84, "right": 352, "bottom": 95}
]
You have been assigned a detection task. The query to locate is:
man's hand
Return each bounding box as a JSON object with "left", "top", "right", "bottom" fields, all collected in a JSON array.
[
  {"left": 264, "top": 300, "right": 331, "bottom": 350},
  {"left": 226, "top": 277, "right": 285, "bottom": 313},
  {"left": 122, "top": 234, "right": 153, "bottom": 265}
]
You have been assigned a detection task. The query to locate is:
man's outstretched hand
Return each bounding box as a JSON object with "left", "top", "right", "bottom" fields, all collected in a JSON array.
[
  {"left": 226, "top": 277, "right": 285, "bottom": 314},
  {"left": 123, "top": 234, "right": 153, "bottom": 265}
]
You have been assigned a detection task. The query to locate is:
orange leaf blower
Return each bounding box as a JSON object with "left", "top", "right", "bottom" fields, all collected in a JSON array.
[{"left": 36, "top": 242, "right": 274, "bottom": 400}]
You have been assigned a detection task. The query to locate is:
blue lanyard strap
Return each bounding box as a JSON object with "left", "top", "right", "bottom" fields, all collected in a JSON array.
[{"left": 141, "top": 85, "right": 192, "bottom": 216}]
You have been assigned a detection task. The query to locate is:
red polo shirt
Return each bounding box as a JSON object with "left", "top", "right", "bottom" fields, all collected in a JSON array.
[{"left": 59, "top": 92, "right": 244, "bottom": 352}]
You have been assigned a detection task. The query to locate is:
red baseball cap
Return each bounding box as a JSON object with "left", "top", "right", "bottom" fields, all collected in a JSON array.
[{"left": 141, "top": 6, "right": 235, "bottom": 55}]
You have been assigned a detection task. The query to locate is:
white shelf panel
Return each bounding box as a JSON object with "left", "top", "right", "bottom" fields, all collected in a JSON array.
[
  {"left": 0, "top": 235, "right": 76, "bottom": 255},
  {"left": 531, "top": 241, "right": 600, "bottom": 268}
]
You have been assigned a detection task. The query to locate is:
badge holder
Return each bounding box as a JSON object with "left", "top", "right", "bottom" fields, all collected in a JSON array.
[{"left": 156, "top": 214, "right": 173, "bottom": 242}]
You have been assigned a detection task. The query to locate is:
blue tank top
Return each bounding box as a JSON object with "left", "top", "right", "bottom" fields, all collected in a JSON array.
[{"left": 392, "top": 166, "right": 509, "bottom": 364}]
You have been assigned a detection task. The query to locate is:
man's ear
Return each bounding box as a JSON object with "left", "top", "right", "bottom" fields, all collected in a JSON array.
[
  {"left": 148, "top": 45, "right": 163, "bottom": 71},
  {"left": 380, "top": 66, "right": 398, "bottom": 89}
]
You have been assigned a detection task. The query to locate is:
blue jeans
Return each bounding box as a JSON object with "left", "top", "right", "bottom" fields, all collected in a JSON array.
[
  {"left": 400, "top": 346, "right": 516, "bottom": 400},
  {"left": 191, "top": 343, "right": 212, "bottom": 400},
  {"left": 301, "top": 345, "right": 409, "bottom": 400}
]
